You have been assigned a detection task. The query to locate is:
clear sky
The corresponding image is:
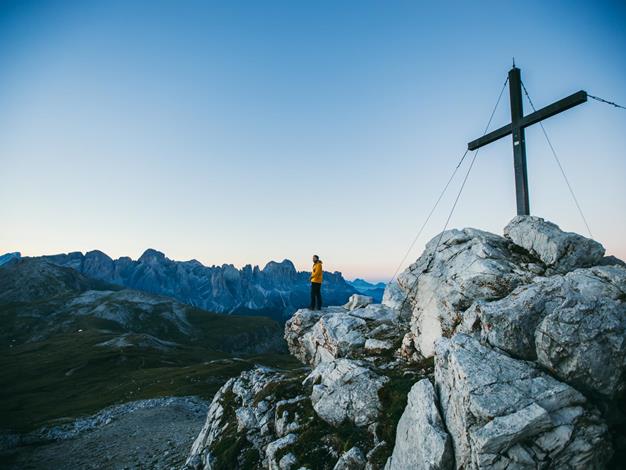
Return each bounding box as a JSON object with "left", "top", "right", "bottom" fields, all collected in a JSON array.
[{"left": 1, "top": 0, "right": 625, "bottom": 282}]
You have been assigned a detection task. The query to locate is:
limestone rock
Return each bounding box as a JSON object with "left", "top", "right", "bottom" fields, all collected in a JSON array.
[
  {"left": 283, "top": 308, "right": 326, "bottom": 364},
  {"left": 470, "top": 265, "right": 626, "bottom": 399},
  {"left": 385, "top": 379, "right": 453, "bottom": 470},
  {"left": 333, "top": 447, "right": 366, "bottom": 470},
  {"left": 364, "top": 338, "right": 394, "bottom": 354},
  {"left": 186, "top": 367, "right": 296, "bottom": 468},
  {"left": 397, "top": 227, "right": 540, "bottom": 358},
  {"left": 285, "top": 305, "right": 407, "bottom": 367},
  {"left": 304, "top": 358, "right": 389, "bottom": 427},
  {"left": 381, "top": 281, "right": 403, "bottom": 310},
  {"left": 285, "top": 307, "right": 368, "bottom": 365},
  {"left": 435, "top": 334, "right": 612, "bottom": 469},
  {"left": 344, "top": 294, "right": 374, "bottom": 310},
  {"left": 266, "top": 434, "right": 297, "bottom": 470},
  {"left": 504, "top": 215, "right": 605, "bottom": 273},
  {"left": 185, "top": 377, "right": 234, "bottom": 468},
  {"left": 185, "top": 361, "right": 398, "bottom": 469},
  {"left": 187, "top": 217, "right": 620, "bottom": 469},
  {"left": 279, "top": 453, "right": 297, "bottom": 469},
  {"left": 274, "top": 396, "right": 307, "bottom": 437}
]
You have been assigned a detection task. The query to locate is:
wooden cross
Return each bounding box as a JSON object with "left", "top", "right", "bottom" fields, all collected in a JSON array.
[{"left": 468, "top": 66, "right": 587, "bottom": 215}]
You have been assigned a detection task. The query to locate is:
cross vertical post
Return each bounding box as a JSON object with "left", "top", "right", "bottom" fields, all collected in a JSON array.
[
  {"left": 509, "top": 67, "right": 530, "bottom": 216},
  {"left": 467, "top": 65, "right": 587, "bottom": 217}
]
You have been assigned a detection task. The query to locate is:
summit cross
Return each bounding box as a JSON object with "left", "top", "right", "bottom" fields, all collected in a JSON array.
[{"left": 468, "top": 66, "right": 588, "bottom": 215}]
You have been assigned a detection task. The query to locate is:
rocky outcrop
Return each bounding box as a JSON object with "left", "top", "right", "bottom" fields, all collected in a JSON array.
[
  {"left": 186, "top": 216, "right": 626, "bottom": 470},
  {"left": 435, "top": 334, "right": 612, "bottom": 469},
  {"left": 184, "top": 362, "right": 402, "bottom": 470},
  {"left": 186, "top": 367, "right": 299, "bottom": 469},
  {"left": 384, "top": 379, "right": 452, "bottom": 470},
  {"left": 305, "top": 358, "right": 389, "bottom": 427},
  {"left": 344, "top": 294, "right": 374, "bottom": 310},
  {"left": 504, "top": 215, "right": 605, "bottom": 274},
  {"left": 285, "top": 298, "right": 407, "bottom": 367},
  {"left": 396, "top": 227, "right": 542, "bottom": 359},
  {"left": 0, "top": 251, "right": 21, "bottom": 267},
  {"left": 185, "top": 294, "right": 419, "bottom": 469},
  {"left": 333, "top": 447, "right": 367, "bottom": 469},
  {"left": 285, "top": 307, "right": 368, "bottom": 365},
  {"left": 39, "top": 251, "right": 357, "bottom": 321},
  {"left": 464, "top": 265, "right": 626, "bottom": 399}
]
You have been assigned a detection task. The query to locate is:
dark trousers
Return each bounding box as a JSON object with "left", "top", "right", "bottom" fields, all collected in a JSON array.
[{"left": 310, "top": 282, "right": 322, "bottom": 310}]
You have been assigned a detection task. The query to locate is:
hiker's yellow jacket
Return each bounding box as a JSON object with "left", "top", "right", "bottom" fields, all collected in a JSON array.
[{"left": 311, "top": 261, "right": 323, "bottom": 283}]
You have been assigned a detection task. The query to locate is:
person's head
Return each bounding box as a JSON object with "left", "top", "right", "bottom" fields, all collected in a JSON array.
[{"left": 312, "top": 255, "right": 319, "bottom": 263}]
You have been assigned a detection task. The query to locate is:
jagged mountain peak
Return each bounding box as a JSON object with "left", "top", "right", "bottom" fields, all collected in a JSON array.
[
  {"left": 138, "top": 248, "right": 167, "bottom": 263},
  {"left": 262, "top": 259, "right": 296, "bottom": 273},
  {"left": 85, "top": 249, "right": 112, "bottom": 259}
]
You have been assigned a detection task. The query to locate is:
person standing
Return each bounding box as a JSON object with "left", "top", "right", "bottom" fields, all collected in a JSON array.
[{"left": 310, "top": 255, "right": 323, "bottom": 310}]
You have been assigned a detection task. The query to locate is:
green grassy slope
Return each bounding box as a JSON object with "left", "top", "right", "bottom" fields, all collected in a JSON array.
[
  {"left": 0, "top": 329, "right": 299, "bottom": 432},
  {"left": 0, "top": 259, "right": 299, "bottom": 432}
]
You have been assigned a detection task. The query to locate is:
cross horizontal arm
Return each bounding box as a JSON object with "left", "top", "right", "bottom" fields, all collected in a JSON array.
[
  {"left": 518, "top": 90, "right": 587, "bottom": 129},
  {"left": 467, "top": 123, "right": 512, "bottom": 150},
  {"left": 467, "top": 90, "right": 588, "bottom": 151}
]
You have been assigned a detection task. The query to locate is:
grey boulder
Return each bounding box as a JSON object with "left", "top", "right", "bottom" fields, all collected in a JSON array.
[
  {"left": 385, "top": 379, "right": 453, "bottom": 470},
  {"left": 344, "top": 294, "right": 374, "bottom": 310},
  {"left": 469, "top": 265, "right": 626, "bottom": 399},
  {"left": 304, "top": 358, "right": 388, "bottom": 427},
  {"left": 333, "top": 447, "right": 366, "bottom": 470},
  {"left": 285, "top": 305, "right": 406, "bottom": 367},
  {"left": 435, "top": 334, "right": 612, "bottom": 469},
  {"left": 397, "top": 228, "right": 540, "bottom": 358},
  {"left": 186, "top": 367, "right": 291, "bottom": 469},
  {"left": 266, "top": 434, "right": 298, "bottom": 470},
  {"left": 504, "top": 215, "right": 605, "bottom": 273},
  {"left": 285, "top": 307, "right": 368, "bottom": 366}
]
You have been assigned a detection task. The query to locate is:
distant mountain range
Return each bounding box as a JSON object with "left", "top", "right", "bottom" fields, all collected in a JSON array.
[
  {"left": 4, "top": 250, "right": 361, "bottom": 322},
  {"left": 347, "top": 278, "right": 387, "bottom": 302},
  {"left": 0, "top": 258, "right": 283, "bottom": 353}
]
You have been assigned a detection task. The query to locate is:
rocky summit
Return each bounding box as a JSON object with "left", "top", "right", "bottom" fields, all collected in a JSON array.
[{"left": 184, "top": 215, "right": 626, "bottom": 469}]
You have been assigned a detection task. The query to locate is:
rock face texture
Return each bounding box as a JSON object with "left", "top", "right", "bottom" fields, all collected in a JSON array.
[
  {"left": 466, "top": 265, "right": 626, "bottom": 399},
  {"left": 186, "top": 367, "right": 294, "bottom": 469},
  {"left": 436, "top": 334, "right": 611, "bottom": 469},
  {"left": 396, "top": 227, "right": 542, "bottom": 359},
  {"left": 184, "top": 363, "right": 396, "bottom": 470},
  {"left": 285, "top": 298, "right": 407, "bottom": 367},
  {"left": 39, "top": 250, "right": 356, "bottom": 321},
  {"left": 504, "top": 215, "right": 605, "bottom": 274},
  {"left": 305, "top": 358, "right": 389, "bottom": 427},
  {"left": 186, "top": 216, "right": 626, "bottom": 469},
  {"left": 384, "top": 379, "right": 452, "bottom": 470},
  {"left": 344, "top": 294, "right": 374, "bottom": 310},
  {"left": 0, "top": 251, "right": 21, "bottom": 267},
  {"left": 333, "top": 447, "right": 367, "bottom": 470}
]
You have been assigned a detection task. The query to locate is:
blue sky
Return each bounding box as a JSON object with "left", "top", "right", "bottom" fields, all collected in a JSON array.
[{"left": 1, "top": 0, "right": 625, "bottom": 281}]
